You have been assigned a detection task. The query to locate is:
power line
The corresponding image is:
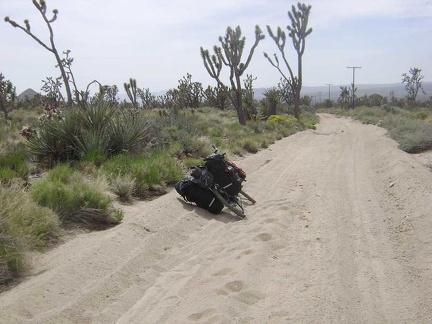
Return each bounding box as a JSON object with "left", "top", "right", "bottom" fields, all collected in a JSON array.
[{"left": 347, "top": 66, "right": 361, "bottom": 109}]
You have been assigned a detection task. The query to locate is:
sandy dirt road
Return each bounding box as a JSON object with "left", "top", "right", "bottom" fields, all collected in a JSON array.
[{"left": 0, "top": 114, "right": 431, "bottom": 324}]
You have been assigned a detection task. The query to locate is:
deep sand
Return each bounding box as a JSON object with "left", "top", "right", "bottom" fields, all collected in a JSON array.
[{"left": 0, "top": 114, "right": 431, "bottom": 323}]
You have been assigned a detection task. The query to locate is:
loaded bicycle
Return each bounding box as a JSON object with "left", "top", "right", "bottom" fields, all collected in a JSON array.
[{"left": 175, "top": 146, "right": 256, "bottom": 218}]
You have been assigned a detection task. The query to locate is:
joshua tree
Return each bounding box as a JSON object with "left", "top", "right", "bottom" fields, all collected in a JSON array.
[
  {"left": 203, "top": 85, "right": 230, "bottom": 110},
  {"left": 278, "top": 77, "right": 295, "bottom": 106},
  {"left": 338, "top": 86, "right": 351, "bottom": 109},
  {"left": 174, "top": 73, "right": 203, "bottom": 108},
  {"left": 401, "top": 67, "right": 425, "bottom": 109},
  {"left": 263, "top": 88, "right": 280, "bottom": 117},
  {"left": 201, "top": 25, "right": 264, "bottom": 125},
  {"left": 264, "top": 2, "right": 312, "bottom": 119},
  {"left": 0, "top": 73, "right": 16, "bottom": 119},
  {"left": 243, "top": 74, "right": 258, "bottom": 120},
  {"left": 4, "top": 0, "right": 73, "bottom": 105},
  {"left": 137, "top": 88, "right": 156, "bottom": 109},
  {"left": 41, "top": 76, "right": 64, "bottom": 105},
  {"left": 124, "top": 78, "right": 138, "bottom": 108}
]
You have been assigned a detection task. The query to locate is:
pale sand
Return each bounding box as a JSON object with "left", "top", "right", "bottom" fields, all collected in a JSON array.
[{"left": 0, "top": 114, "right": 431, "bottom": 323}]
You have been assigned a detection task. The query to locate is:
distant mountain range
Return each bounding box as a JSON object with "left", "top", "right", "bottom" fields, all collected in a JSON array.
[
  {"left": 255, "top": 82, "right": 432, "bottom": 102},
  {"left": 18, "top": 82, "right": 432, "bottom": 103}
]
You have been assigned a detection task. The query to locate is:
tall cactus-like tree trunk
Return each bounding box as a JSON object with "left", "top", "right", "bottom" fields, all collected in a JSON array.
[
  {"left": 4, "top": 0, "right": 73, "bottom": 105},
  {"left": 264, "top": 2, "right": 312, "bottom": 119},
  {"left": 201, "top": 25, "right": 264, "bottom": 125}
]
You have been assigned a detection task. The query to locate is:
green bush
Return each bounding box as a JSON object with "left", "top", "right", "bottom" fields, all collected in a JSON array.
[
  {"left": 382, "top": 116, "right": 432, "bottom": 153},
  {"left": 101, "top": 151, "right": 183, "bottom": 198},
  {"left": 110, "top": 175, "right": 136, "bottom": 202},
  {"left": 0, "top": 147, "right": 29, "bottom": 182},
  {"left": 0, "top": 167, "right": 14, "bottom": 184},
  {"left": 0, "top": 188, "right": 60, "bottom": 279},
  {"left": 242, "top": 138, "right": 260, "bottom": 153},
  {"left": 331, "top": 106, "right": 432, "bottom": 154},
  {"left": 30, "top": 164, "right": 119, "bottom": 224},
  {"left": 25, "top": 103, "right": 153, "bottom": 166},
  {"left": 299, "top": 112, "right": 319, "bottom": 130}
]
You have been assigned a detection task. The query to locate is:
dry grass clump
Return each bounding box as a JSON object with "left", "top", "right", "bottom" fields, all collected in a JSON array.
[{"left": 0, "top": 188, "right": 61, "bottom": 284}]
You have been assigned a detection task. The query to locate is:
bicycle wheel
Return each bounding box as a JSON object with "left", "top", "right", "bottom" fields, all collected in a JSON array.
[
  {"left": 210, "top": 188, "right": 246, "bottom": 219},
  {"left": 239, "top": 190, "right": 256, "bottom": 204}
]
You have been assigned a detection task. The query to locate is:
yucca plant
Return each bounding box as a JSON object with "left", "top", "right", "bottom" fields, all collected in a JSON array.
[
  {"left": 25, "top": 102, "right": 153, "bottom": 166},
  {"left": 108, "top": 110, "right": 153, "bottom": 154},
  {"left": 25, "top": 114, "right": 81, "bottom": 165}
]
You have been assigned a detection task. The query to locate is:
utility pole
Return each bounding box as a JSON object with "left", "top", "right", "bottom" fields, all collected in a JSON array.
[
  {"left": 325, "top": 83, "right": 333, "bottom": 100},
  {"left": 347, "top": 66, "right": 361, "bottom": 109}
]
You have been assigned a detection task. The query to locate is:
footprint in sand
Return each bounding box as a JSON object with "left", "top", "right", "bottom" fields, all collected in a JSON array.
[
  {"left": 237, "top": 290, "right": 266, "bottom": 305},
  {"left": 235, "top": 249, "right": 255, "bottom": 260},
  {"left": 225, "top": 280, "right": 246, "bottom": 292},
  {"left": 254, "top": 233, "right": 272, "bottom": 242},
  {"left": 216, "top": 280, "right": 246, "bottom": 296},
  {"left": 187, "top": 308, "right": 217, "bottom": 321},
  {"left": 212, "top": 268, "right": 234, "bottom": 277},
  {"left": 216, "top": 280, "right": 266, "bottom": 305}
]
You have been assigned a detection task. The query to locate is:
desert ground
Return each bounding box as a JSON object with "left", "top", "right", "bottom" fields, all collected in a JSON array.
[{"left": 0, "top": 114, "right": 431, "bottom": 323}]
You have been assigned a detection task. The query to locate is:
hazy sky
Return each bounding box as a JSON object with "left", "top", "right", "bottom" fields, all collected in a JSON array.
[{"left": 1, "top": 0, "right": 431, "bottom": 95}]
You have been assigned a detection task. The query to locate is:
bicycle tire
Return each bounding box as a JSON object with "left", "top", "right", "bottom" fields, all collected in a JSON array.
[
  {"left": 210, "top": 188, "right": 246, "bottom": 219},
  {"left": 239, "top": 190, "right": 256, "bottom": 204}
]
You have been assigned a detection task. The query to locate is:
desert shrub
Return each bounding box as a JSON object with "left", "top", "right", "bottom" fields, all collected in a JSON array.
[
  {"left": 242, "top": 138, "right": 260, "bottom": 153},
  {"left": 152, "top": 111, "right": 199, "bottom": 139},
  {"left": 101, "top": 151, "right": 183, "bottom": 198},
  {"left": 382, "top": 115, "right": 432, "bottom": 153},
  {"left": 0, "top": 188, "right": 60, "bottom": 280},
  {"left": 402, "top": 110, "right": 430, "bottom": 121},
  {"left": 0, "top": 166, "right": 15, "bottom": 185},
  {"left": 298, "top": 112, "right": 319, "bottom": 130},
  {"left": 260, "top": 133, "right": 277, "bottom": 149},
  {"left": 268, "top": 114, "right": 298, "bottom": 127},
  {"left": 25, "top": 113, "right": 80, "bottom": 164},
  {"left": 0, "top": 121, "right": 9, "bottom": 145},
  {"left": 350, "top": 106, "right": 386, "bottom": 124},
  {"left": 209, "top": 126, "right": 223, "bottom": 138},
  {"left": 0, "top": 146, "right": 29, "bottom": 183},
  {"left": 149, "top": 110, "right": 210, "bottom": 158},
  {"left": 30, "top": 164, "right": 121, "bottom": 224},
  {"left": 25, "top": 103, "right": 152, "bottom": 166},
  {"left": 110, "top": 175, "right": 136, "bottom": 202},
  {"left": 106, "top": 109, "right": 153, "bottom": 154}
]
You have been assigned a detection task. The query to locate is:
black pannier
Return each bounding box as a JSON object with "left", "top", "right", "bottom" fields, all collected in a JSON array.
[
  {"left": 175, "top": 178, "right": 224, "bottom": 214},
  {"left": 204, "top": 154, "right": 245, "bottom": 196}
]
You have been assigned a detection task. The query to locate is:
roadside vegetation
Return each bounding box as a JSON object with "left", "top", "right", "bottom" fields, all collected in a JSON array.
[{"left": 321, "top": 106, "right": 432, "bottom": 153}]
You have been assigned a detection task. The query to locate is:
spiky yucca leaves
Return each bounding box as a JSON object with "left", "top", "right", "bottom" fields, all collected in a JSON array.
[
  {"left": 25, "top": 103, "right": 153, "bottom": 166},
  {"left": 26, "top": 112, "right": 81, "bottom": 165},
  {"left": 108, "top": 109, "right": 153, "bottom": 154}
]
